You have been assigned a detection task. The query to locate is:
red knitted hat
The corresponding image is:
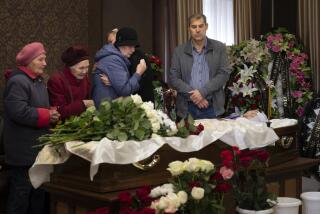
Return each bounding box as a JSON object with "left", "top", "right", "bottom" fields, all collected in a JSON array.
[{"left": 16, "top": 42, "right": 46, "bottom": 66}]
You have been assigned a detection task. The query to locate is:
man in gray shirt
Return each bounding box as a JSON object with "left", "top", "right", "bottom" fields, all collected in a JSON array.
[{"left": 169, "top": 14, "right": 230, "bottom": 120}]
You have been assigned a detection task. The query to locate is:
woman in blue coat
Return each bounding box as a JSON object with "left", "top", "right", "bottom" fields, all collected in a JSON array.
[{"left": 92, "top": 27, "right": 146, "bottom": 107}]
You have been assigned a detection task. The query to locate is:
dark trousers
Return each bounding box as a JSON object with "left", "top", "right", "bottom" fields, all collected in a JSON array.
[
  {"left": 6, "top": 166, "right": 47, "bottom": 214},
  {"left": 187, "top": 102, "right": 216, "bottom": 119}
]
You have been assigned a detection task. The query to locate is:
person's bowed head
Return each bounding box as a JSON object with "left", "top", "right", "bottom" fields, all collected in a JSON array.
[{"left": 61, "top": 45, "right": 94, "bottom": 108}]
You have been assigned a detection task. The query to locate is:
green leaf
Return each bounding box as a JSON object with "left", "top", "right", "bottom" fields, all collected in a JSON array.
[
  {"left": 134, "top": 129, "right": 145, "bottom": 141},
  {"left": 117, "top": 132, "right": 128, "bottom": 141}
]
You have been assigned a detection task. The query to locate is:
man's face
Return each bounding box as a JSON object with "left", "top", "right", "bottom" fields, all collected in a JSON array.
[
  {"left": 70, "top": 60, "right": 90, "bottom": 80},
  {"left": 189, "top": 18, "right": 208, "bottom": 42},
  {"left": 119, "top": 46, "right": 135, "bottom": 58},
  {"left": 26, "top": 53, "right": 47, "bottom": 75}
]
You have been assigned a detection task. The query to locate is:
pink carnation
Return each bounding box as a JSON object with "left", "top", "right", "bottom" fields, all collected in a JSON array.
[
  {"left": 219, "top": 166, "right": 234, "bottom": 180},
  {"left": 292, "top": 90, "right": 302, "bottom": 98},
  {"left": 272, "top": 45, "right": 280, "bottom": 52},
  {"left": 296, "top": 106, "right": 304, "bottom": 117}
]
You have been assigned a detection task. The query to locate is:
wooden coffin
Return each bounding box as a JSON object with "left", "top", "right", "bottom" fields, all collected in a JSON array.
[{"left": 50, "top": 124, "right": 299, "bottom": 193}]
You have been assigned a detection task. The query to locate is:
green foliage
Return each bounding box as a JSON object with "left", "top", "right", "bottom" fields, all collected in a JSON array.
[{"left": 37, "top": 96, "right": 152, "bottom": 149}]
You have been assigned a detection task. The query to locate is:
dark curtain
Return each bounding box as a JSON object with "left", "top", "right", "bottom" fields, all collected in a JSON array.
[{"left": 153, "top": 0, "right": 178, "bottom": 82}]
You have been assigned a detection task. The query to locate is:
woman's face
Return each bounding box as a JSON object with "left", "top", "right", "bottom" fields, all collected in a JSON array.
[
  {"left": 70, "top": 60, "right": 90, "bottom": 79},
  {"left": 26, "top": 54, "right": 47, "bottom": 75},
  {"left": 119, "top": 46, "right": 135, "bottom": 58}
]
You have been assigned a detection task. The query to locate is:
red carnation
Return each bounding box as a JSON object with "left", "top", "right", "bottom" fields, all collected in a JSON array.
[
  {"left": 239, "top": 99, "right": 245, "bottom": 105},
  {"left": 222, "top": 159, "right": 233, "bottom": 168},
  {"left": 220, "top": 150, "right": 233, "bottom": 160},
  {"left": 250, "top": 104, "right": 258, "bottom": 109},
  {"left": 211, "top": 171, "right": 223, "bottom": 181},
  {"left": 136, "top": 187, "right": 152, "bottom": 204},
  {"left": 142, "top": 208, "right": 156, "bottom": 214},
  {"left": 149, "top": 55, "right": 157, "bottom": 62},
  {"left": 232, "top": 146, "right": 241, "bottom": 155},
  {"left": 188, "top": 181, "right": 201, "bottom": 189},
  {"left": 255, "top": 95, "right": 261, "bottom": 101},
  {"left": 119, "top": 207, "right": 135, "bottom": 214},
  {"left": 239, "top": 156, "right": 253, "bottom": 167},
  {"left": 118, "top": 191, "right": 132, "bottom": 205},
  {"left": 154, "top": 58, "right": 161, "bottom": 66},
  {"left": 214, "top": 183, "right": 231, "bottom": 193},
  {"left": 256, "top": 150, "right": 270, "bottom": 162}
]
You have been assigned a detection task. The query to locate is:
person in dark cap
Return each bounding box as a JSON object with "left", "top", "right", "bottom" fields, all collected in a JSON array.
[
  {"left": 47, "top": 45, "right": 93, "bottom": 120},
  {"left": 3, "top": 42, "right": 60, "bottom": 214},
  {"left": 104, "top": 27, "right": 155, "bottom": 102},
  {"left": 92, "top": 27, "right": 147, "bottom": 107}
]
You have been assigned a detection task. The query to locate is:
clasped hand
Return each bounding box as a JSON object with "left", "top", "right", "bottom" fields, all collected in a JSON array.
[{"left": 189, "top": 89, "right": 208, "bottom": 109}]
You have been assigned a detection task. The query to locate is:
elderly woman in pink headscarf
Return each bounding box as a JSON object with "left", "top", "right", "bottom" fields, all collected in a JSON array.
[{"left": 3, "top": 42, "right": 60, "bottom": 214}]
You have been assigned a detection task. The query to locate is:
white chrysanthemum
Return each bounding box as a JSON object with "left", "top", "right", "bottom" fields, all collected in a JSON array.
[
  {"left": 141, "top": 102, "right": 162, "bottom": 133},
  {"left": 149, "top": 183, "right": 174, "bottom": 198},
  {"left": 157, "top": 110, "right": 178, "bottom": 136}
]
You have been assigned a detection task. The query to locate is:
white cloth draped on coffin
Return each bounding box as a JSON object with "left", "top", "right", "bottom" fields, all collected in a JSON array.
[{"left": 29, "top": 118, "right": 296, "bottom": 188}]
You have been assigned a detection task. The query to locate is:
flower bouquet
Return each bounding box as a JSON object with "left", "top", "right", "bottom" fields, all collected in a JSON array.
[
  {"left": 38, "top": 95, "right": 203, "bottom": 149},
  {"left": 87, "top": 158, "right": 233, "bottom": 214},
  {"left": 149, "top": 158, "right": 231, "bottom": 214},
  {"left": 226, "top": 28, "right": 313, "bottom": 118},
  {"left": 219, "top": 147, "right": 276, "bottom": 211},
  {"left": 226, "top": 39, "right": 272, "bottom": 115},
  {"left": 263, "top": 28, "right": 313, "bottom": 117}
]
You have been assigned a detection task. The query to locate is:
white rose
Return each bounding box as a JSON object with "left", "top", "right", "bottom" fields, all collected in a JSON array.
[
  {"left": 158, "top": 196, "right": 169, "bottom": 210},
  {"left": 177, "top": 191, "right": 188, "bottom": 204},
  {"left": 199, "top": 160, "right": 214, "bottom": 173},
  {"left": 167, "top": 161, "right": 185, "bottom": 176},
  {"left": 191, "top": 187, "right": 205, "bottom": 200},
  {"left": 166, "top": 192, "right": 181, "bottom": 208},
  {"left": 186, "top": 158, "right": 201, "bottom": 172},
  {"left": 131, "top": 94, "right": 143, "bottom": 105}
]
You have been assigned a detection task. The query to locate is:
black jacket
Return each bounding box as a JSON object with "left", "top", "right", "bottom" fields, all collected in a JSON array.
[{"left": 129, "top": 50, "right": 155, "bottom": 102}]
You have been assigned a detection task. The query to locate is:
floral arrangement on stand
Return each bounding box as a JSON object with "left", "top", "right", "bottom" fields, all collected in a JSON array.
[
  {"left": 87, "top": 158, "right": 233, "bottom": 214},
  {"left": 226, "top": 39, "right": 272, "bottom": 116},
  {"left": 38, "top": 95, "right": 203, "bottom": 149},
  {"left": 220, "top": 147, "right": 276, "bottom": 211},
  {"left": 226, "top": 28, "right": 313, "bottom": 118},
  {"left": 263, "top": 28, "right": 313, "bottom": 117}
]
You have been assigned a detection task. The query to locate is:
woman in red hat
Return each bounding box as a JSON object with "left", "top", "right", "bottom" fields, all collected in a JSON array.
[
  {"left": 3, "top": 42, "right": 60, "bottom": 214},
  {"left": 47, "top": 45, "right": 94, "bottom": 120}
]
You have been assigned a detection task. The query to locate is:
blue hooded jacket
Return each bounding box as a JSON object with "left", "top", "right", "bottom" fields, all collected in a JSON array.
[{"left": 92, "top": 44, "right": 141, "bottom": 107}]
